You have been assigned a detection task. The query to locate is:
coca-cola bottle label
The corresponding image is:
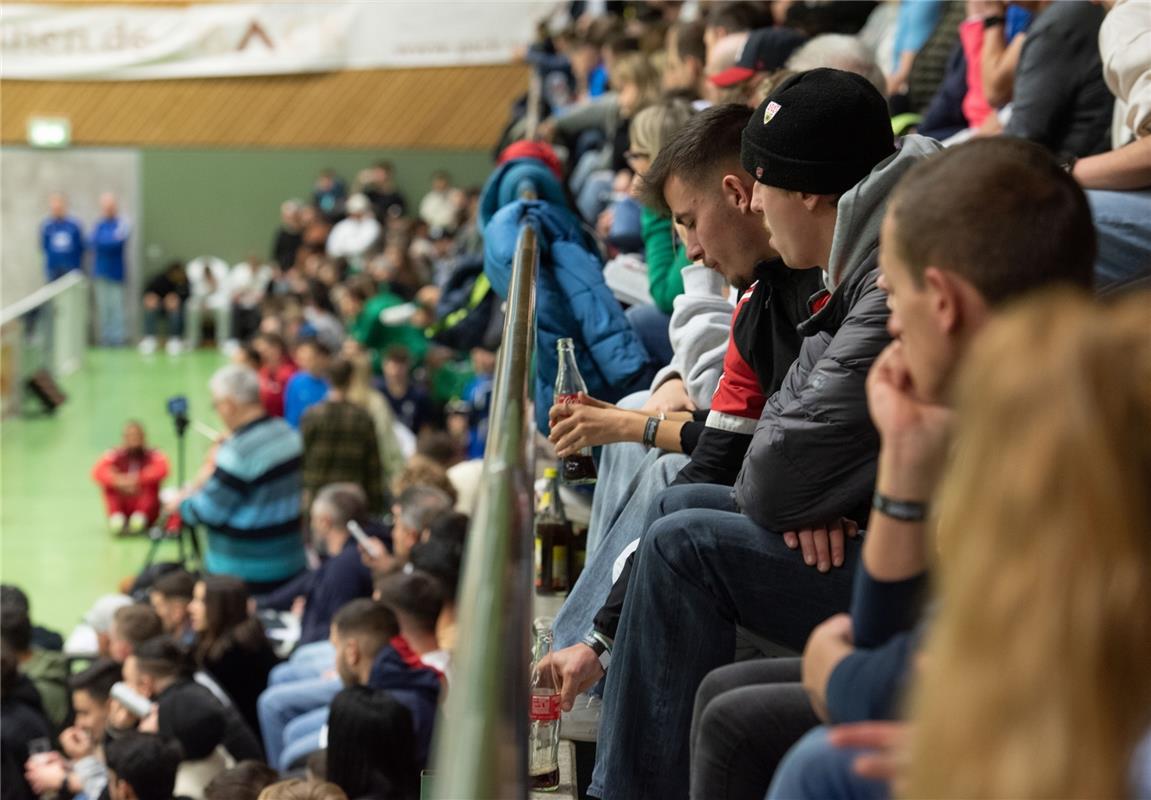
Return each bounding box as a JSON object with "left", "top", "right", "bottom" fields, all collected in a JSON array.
[
  {"left": 556, "top": 393, "right": 579, "bottom": 405},
  {"left": 530, "top": 693, "right": 562, "bottom": 721}
]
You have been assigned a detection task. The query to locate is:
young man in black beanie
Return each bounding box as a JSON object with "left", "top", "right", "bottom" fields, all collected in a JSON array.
[{"left": 577, "top": 69, "right": 940, "bottom": 800}]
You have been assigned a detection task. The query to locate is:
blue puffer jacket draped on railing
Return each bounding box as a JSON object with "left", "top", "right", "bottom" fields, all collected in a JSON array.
[{"left": 481, "top": 161, "right": 657, "bottom": 435}]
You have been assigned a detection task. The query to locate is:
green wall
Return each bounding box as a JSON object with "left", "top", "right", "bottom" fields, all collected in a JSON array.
[{"left": 139, "top": 147, "right": 495, "bottom": 273}]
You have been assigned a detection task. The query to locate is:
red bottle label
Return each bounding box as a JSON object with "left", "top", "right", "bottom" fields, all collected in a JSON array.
[
  {"left": 530, "top": 693, "right": 562, "bottom": 721},
  {"left": 556, "top": 393, "right": 579, "bottom": 405}
]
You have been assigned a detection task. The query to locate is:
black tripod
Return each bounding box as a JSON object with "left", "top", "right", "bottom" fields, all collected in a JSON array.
[{"left": 143, "top": 409, "right": 203, "bottom": 570}]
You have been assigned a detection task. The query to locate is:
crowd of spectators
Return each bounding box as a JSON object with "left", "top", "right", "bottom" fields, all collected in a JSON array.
[{"left": 16, "top": 0, "right": 1151, "bottom": 798}]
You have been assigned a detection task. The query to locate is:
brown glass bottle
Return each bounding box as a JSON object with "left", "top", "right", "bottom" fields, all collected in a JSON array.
[{"left": 534, "top": 467, "right": 573, "bottom": 594}]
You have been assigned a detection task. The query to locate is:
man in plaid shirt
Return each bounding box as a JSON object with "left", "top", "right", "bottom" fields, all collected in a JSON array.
[{"left": 300, "top": 358, "right": 385, "bottom": 514}]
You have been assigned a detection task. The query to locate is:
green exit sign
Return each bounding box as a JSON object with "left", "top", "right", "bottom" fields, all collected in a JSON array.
[{"left": 27, "top": 117, "right": 71, "bottom": 148}]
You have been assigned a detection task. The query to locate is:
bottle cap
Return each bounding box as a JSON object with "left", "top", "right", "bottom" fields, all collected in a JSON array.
[{"left": 543, "top": 467, "right": 558, "bottom": 478}]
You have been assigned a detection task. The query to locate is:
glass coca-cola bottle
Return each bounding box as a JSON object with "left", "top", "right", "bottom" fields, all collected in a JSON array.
[
  {"left": 555, "top": 338, "right": 598, "bottom": 485},
  {"left": 529, "top": 618, "right": 561, "bottom": 791}
]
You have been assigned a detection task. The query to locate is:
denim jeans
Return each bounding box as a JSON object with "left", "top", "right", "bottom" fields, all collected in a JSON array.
[
  {"left": 1088, "top": 189, "right": 1151, "bottom": 294},
  {"left": 589, "top": 483, "right": 860, "bottom": 799},
  {"left": 767, "top": 726, "right": 890, "bottom": 800},
  {"left": 553, "top": 439, "right": 689, "bottom": 651},
  {"left": 269, "top": 640, "right": 335, "bottom": 686},
  {"left": 690, "top": 658, "right": 819, "bottom": 800},
  {"left": 94, "top": 278, "right": 126, "bottom": 346},
  {"left": 626, "top": 304, "right": 675, "bottom": 368},
  {"left": 143, "top": 304, "right": 184, "bottom": 338},
  {"left": 258, "top": 640, "right": 339, "bottom": 765},
  {"left": 279, "top": 705, "right": 330, "bottom": 771}
]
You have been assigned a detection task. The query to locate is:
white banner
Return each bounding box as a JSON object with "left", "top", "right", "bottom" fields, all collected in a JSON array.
[{"left": 0, "top": 3, "right": 551, "bottom": 80}]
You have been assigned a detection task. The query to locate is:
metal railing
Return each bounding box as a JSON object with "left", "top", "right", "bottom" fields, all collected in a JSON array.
[
  {"left": 1, "top": 272, "right": 89, "bottom": 416},
  {"left": 429, "top": 222, "right": 539, "bottom": 799}
]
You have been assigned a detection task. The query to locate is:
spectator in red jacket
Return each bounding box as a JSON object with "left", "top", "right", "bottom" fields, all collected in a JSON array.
[
  {"left": 91, "top": 421, "right": 169, "bottom": 535},
  {"left": 253, "top": 332, "right": 297, "bottom": 418}
]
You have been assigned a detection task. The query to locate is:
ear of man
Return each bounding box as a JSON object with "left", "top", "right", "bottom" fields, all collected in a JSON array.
[
  {"left": 923, "top": 267, "right": 990, "bottom": 338},
  {"left": 721, "top": 173, "right": 754, "bottom": 212}
]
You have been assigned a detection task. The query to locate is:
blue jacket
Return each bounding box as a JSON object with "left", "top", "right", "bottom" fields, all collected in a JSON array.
[
  {"left": 283, "top": 372, "right": 329, "bottom": 429},
  {"left": 41, "top": 216, "right": 85, "bottom": 280},
  {"left": 90, "top": 217, "right": 130, "bottom": 282},
  {"left": 479, "top": 159, "right": 570, "bottom": 229},
  {"left": 368, "top": 637, "right": 443, "bottom": 768},
  {"left": 484, "top": 200, "right": 656, "bottom": 434}
]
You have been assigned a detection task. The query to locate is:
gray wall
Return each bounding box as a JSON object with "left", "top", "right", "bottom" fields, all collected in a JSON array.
[{"left": 1, "top": 147, "right": 142, "bottom": 317}]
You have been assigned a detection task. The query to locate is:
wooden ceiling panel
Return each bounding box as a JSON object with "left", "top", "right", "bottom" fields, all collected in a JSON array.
[{"left": 0, "top": 65, "right": 529, "bottom": 149}]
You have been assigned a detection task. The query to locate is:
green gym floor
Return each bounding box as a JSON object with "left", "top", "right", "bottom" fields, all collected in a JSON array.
[{"left": 1, "top": 348, "right": 225, "bottom": 634}]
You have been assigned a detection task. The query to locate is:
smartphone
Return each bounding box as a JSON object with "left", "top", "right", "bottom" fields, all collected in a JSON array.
[
  {"left": 111, "top": 682, "right": 154, "bottom": 718},
  {"left": 347, "top": 520, "right": 383, "bottom": 559}
]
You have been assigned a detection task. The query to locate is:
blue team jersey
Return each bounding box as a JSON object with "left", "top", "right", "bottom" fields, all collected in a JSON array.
[
  {"left": 41, "top": 217, "right": 85, "bottom": 280},
  {"left": 90, "top": 217, "right": 131, "bottom": 282}
]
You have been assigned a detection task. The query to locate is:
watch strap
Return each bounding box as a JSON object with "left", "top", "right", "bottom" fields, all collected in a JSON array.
[{"left": 872, "top": 491, "right": 929, "bottom": 523}]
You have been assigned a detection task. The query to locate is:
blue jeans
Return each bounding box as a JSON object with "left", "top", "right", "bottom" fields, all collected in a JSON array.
[
  {"left": 767, "top": 727, "right": 890, "bottom": 800},
  {"left": 258, "top": 640, "right": 338, "bottom": 766},
  {"left": 1087, "top": 188, "right": 1151, "bottom": 293},
  {"left": 269, "top": 640, "right": 335, "bottom": 686},
  {"left": 94, "top": 278, "right": 126, "bottom": 346},
  {"left": 553, "top": 434, "right": 689, "bottom": 651},
  {"left": 626, "top": 305, "right": 674, "bottom": 368},
  {"left": 589, "top": 484, "right": 860, "bottom": 799},
  {"left": 279, "top": 705, "right": 329, "bottom": 771}
]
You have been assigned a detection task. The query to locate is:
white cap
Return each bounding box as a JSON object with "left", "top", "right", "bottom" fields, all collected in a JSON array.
[
  {"left": 84, "top": 594, "right": 133, "bottom": 633},
  {"left": 346, "top": 193, "right": 371, "bottom": 214}
]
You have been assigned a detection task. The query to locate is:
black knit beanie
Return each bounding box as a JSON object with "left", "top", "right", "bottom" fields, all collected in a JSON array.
[{"left": 741, "top": 68, "right": 895, "bottom": 195}]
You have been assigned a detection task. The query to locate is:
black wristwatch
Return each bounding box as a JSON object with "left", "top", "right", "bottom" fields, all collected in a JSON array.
[
  {"left": 581, "top": 632, "right": 612, "bottom": 672},
  {"left": 983, "top": 15, "right": 1005, "bottom": 29},
  {"left": 872, "top": 491, "right": 929, "bottom": 523}
]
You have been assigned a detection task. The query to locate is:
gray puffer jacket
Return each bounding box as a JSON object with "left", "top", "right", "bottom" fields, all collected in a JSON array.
[{"left": 733, "top": 135, "right": 942, "bottom": 531}]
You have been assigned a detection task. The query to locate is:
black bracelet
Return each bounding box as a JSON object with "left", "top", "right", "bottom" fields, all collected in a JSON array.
[
  {"left": 872, "top": 492, "right": 929, "bottom": 522},
  {"left": 983, "top": 14, "right": 1005, "bottom": 29},
  {"left": 642, "top": 416, "right": 660, "bottom": 448}
]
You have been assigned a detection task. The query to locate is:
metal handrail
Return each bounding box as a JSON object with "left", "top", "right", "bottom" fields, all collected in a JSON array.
[
  {"left": 429, "top": 221, "right": 539, "bottom": 799},
  {"left": 0, "top": 271, "right": 86, "bottom": 325}
]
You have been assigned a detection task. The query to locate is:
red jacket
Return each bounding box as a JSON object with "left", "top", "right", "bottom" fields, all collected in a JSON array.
[
  {"left": 259, "top": 361, "right": 297, "bottom": 418},
  {"left": 92, "top": 448, "right": 170, "bottom": 493}
]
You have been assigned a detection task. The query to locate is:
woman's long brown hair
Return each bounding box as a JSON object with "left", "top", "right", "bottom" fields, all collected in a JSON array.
[
  {"left": 195, "top": 575, "right": 271, "bottom": 665},
  {"left": 905, "top": 289, "right": 1151, "bottom": 798}
]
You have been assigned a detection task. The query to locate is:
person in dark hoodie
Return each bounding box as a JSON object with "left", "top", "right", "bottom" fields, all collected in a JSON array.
[
  {"left": 549, "top": 69, "right": 941, "bottom": 800},
  {"left": 1, "top": 641, "right": 53, "bottom": 800}
]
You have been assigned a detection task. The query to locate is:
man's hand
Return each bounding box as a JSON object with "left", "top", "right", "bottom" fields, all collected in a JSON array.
[
  {"left": 641, "top": 379, "right": 695, "bottom": 416},
  {"left": 549, "top": 393, "right": 640, "bottom": 456},
  {"left": 801, "top": 613, "right": 855, "bottom": 721},
  {"left": 59, "top": 726, "right": 95, "bottom": 760},
  {"left": 782, "top": 518, "right": 860, "bottom": 573},
  {"left": 24, "top": 754, "right": 68, "bottom": 796},
  {"left": 828, "top": 721, "right": 910, "bottom": 786},
  {"left": 291, "top": 596, "right": 307, "bottom": 619},
  {"left": 108, "top": 698, "right": 141, "bottom": 732},
  {"left": 359, "top": 542, "right": 396, "bottom": 576},
  {"left": 539, "top": 643, "right": 605, "bottom": 712},
  {"left": 866, "top": 342, "right": 954, "bottom": 500}
]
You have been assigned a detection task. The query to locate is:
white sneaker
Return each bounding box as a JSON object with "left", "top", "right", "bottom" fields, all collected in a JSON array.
[
  {"left": 108, "top": 513, "right": 126, "bottom": 534},
  {"left": 166, "top": 338, "right": 184, "bottom": 356},
  {"left": 128, "top": 512, "right": 149, "bottom": 534},
  {"left": 560, "top": 693, "right": 601, "bottom": 742},
  {"left": 138, "top": 336, "right": 157, "bottom": 355}
]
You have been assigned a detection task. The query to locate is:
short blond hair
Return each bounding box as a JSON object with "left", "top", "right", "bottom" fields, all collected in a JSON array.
[{"left": 256, "top": 779, "right": 348, "bottom": 800}]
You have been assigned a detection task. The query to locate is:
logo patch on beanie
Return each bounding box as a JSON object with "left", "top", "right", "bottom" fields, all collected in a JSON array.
[
  {"left": 763, "top": 101, "right": 781, "bottom": 125},
  {"left": 756, "top": 166, "right": 764, "bottom": 179}
]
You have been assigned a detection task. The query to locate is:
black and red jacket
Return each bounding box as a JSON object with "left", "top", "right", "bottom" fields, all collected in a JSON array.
[{"left": 673, "top": 258, "right": 823, "bottom": 486}]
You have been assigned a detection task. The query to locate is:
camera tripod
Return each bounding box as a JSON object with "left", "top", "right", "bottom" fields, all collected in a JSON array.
[{"left": 142, "top": 409, "right": 202, "bottom": 571}]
